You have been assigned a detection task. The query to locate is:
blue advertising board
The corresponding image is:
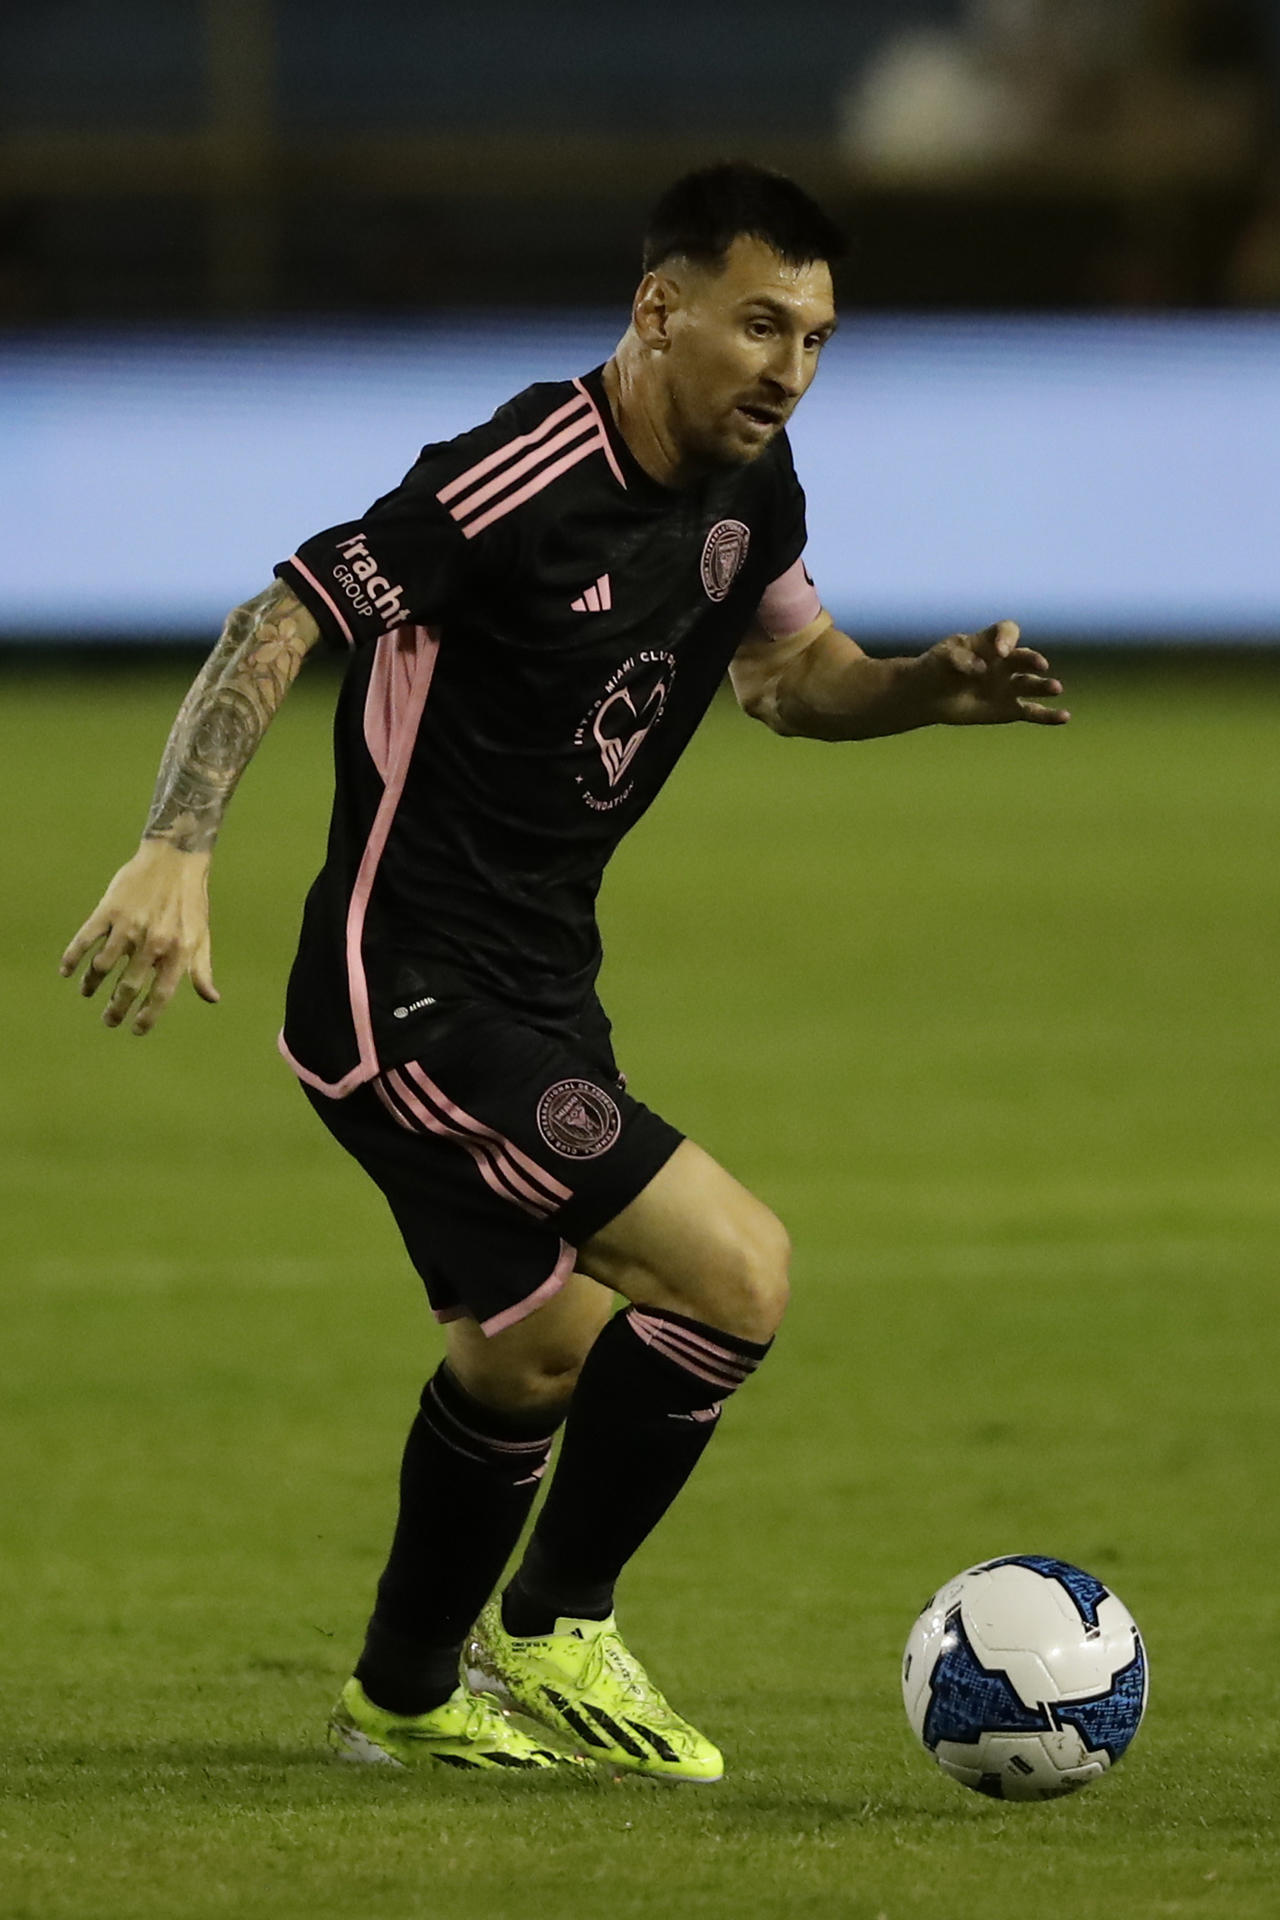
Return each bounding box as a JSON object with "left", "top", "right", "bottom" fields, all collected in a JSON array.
[{"left": 3, "top": 316, "right": 1276, "bottom": 642}]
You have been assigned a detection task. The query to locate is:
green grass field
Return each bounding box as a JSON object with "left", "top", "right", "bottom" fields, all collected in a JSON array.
[{"left": 3, "top": 655, "right": 1277, "bottom": 1919}]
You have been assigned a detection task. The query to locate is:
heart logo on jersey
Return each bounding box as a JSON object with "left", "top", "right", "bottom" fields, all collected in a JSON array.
[
  {"left": 574, "top": 649, "right": 678, "bottom": 813},
  {"left": 592, "top": 677, "right": 669, "bottom": 788}
]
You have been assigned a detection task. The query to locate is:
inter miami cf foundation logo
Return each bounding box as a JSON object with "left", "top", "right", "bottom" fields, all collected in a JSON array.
[
  {"left": 700, "top": 520, "right": 751, "bottom": 602},
  {"left": 574, "top": 649, "right": 676, "bottom": 813},
  {"left": 537, "top": 1079, "right": 622, "bottom": 1159}
]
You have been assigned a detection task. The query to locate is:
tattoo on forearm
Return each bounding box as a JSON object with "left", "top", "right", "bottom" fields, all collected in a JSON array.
[{"left": 144, "top": 581, "right": 316, "bottom": 854}]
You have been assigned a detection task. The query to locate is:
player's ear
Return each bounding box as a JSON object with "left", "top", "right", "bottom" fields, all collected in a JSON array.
[{"left": 633, "top": 271, "right": 676, "bottom": 351}]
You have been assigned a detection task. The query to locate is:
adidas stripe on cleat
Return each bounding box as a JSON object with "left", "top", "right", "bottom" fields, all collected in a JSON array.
[
  {"left": 327, "top": 1676, "right": 588, "bottom": 1772},
  {"left": 464, "top": 1602, "right": 724, "bottom": 1784}
]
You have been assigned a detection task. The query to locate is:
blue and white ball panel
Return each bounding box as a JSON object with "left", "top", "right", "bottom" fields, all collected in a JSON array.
[
  {"left": 902, "top": 1557, "right": 1147, "bottom": 1802},
  {"left": 979, "top": 1555, "right": 1111, "bottom": 1628}
]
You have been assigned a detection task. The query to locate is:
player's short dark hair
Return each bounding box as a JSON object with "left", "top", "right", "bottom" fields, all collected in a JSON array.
[{"left": 642, "top": 162, "right": 846, "bottom": 276}]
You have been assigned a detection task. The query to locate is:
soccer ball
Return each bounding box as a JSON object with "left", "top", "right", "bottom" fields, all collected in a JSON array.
[{"left": 902, "top": 1556, "right": 1147, "bottom": 1801}]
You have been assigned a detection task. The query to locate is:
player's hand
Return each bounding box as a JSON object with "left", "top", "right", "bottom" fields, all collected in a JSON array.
[
  {"left": 59, "top": 840, "right": 219, "bottom": 1035},
  {"left": 926, "top": 622, "right": 1070, "bottom": 727}
]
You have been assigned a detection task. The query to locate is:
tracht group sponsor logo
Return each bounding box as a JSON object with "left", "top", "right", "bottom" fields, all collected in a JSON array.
[
  {"left": 332, "top": 532, "right": 409, "bottom": 628},
  {"left": 573, "top": 650, "right": 676, "bottom": 813}
]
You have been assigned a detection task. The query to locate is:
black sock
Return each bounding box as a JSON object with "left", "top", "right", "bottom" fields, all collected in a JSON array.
[
  {"left": 502, "top": 1306, "right": 770, "bottom": 1637},
  {"left": 355, "top": 1364, "right": 565, "bottom": 1715}
]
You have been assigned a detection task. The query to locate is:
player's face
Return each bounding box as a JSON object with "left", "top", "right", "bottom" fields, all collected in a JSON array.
[{"left": 662, "top": 236, "right": 837, "bottom": 468}]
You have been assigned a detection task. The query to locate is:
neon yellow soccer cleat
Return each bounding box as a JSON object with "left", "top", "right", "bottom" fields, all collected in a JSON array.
[
  {"left": 464, "top": 1601, "right": 724, "bottom": 1784},
  {"left": 328, "top": 1676, "right": 588, "bottom": 1772}
]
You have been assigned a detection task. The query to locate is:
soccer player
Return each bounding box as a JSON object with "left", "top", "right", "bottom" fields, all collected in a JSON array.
[{"left": 62, "top": 164, "right": 1068, "bottom": 1780}]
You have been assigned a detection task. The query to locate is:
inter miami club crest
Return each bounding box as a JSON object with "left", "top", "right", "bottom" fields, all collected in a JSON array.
[
  {"left": 536, "top": 1079, "right": 622, "bottom": 1159},
  {"left": 700, "top": 520, "right": 751, "bottom": 602}
]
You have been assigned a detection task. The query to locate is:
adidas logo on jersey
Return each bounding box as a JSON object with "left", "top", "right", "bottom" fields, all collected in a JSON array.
[{"left": 571, "top": 574, "right": 612, "bottom": 614}]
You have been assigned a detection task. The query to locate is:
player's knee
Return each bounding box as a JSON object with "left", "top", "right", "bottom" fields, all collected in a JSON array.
[
  {"left": 450, "top": 1336, "right": 590, "bottom": 1420},
  {"left": 664, "top": 1202, "right": 791, "bottom": 1344},
  {"left": 715, "top": 1205, "right": 791, "bottom": 1342}
]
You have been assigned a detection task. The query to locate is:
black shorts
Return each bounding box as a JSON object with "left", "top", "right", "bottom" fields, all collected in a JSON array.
[{"left": 301, "top": 998, "right": 683, "bottom": 1336}]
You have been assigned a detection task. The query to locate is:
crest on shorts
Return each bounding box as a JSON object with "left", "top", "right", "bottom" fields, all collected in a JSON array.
[
  {"left": 700, "top": 520, "right": 751, "bottom": 602},
  {"left": 536, "top": 1079, "right": 622, "bottom": 1159}
]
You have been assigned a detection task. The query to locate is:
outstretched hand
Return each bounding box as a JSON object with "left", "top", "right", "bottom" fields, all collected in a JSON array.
[
  {"left": 928, "top": 622, "right": 1070, "bottom": 727},
  {"left": 60, "top": 840, "right": 219, "bottom": 1036}
]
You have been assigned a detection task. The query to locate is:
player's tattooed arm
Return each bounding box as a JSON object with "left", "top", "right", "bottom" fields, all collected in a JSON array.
[
  {"left": 60, "top": 580, "right": 322, "bottom": 1034},
  {"left": 144, "top": 581, "right": 321, "bottom": 854}
]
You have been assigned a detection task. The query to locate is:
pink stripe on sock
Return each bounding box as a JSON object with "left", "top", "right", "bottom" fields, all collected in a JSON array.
[
  {"left": 648, "top": 1328, "right": 753, "bottom": 1382},
  {"left": 419, "top": 1400, "right": 498, "bottom": 1468},
  {"left": 653, "top": 1319, "right": 754, "bottom": 1371},
  {"left": 643, "top": 1337, "right": 746, "bottom": 1392},
  {"left": 630, "top": 1311, "right": 757, "bottom": 1377},
  {"left": 424, "top": 1380, "right": 554, "bottom": 1460},
  {"left": 436, "top": 393, "right": 591, "bottom": 505},
  {"left": 628, "top": 1311, "right": 759, "bottom": 1392},
  {"left": 629, "top": 1337, "right": 743, "bottom": 1394}
]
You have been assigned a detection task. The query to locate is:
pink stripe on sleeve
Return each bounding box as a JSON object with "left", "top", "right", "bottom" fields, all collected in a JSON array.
[
  {"left": 448, "top": 413, "right": 597, "bottom": 525},
  {"left": 436, "top": 393, "right": 591, "bottom": 504},
  {"left": 756, "top": 556, "right": 823, "bottom": 640},
  {"left": 460, "top": 437, "right": 603, "bottom": 539},
  {"left": 286, "top": 554, "right": 356, "bottom": 647}
]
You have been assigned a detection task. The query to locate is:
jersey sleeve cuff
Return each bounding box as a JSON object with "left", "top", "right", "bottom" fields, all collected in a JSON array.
[
  {"left": 756, "top": 554, "right": 823, "bottom": 641},
  {"left": 274, "top": 555, "right": 358, "bottom": 650}
]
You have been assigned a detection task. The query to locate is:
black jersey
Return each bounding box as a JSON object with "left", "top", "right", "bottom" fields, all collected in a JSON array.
[{"left": 275, "top": 363, "right": 822, "bottom": 1097}]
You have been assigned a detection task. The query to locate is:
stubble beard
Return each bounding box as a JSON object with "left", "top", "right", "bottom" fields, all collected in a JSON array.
[{"left": 677, "top": 404, "right": 775, "bottom": 477}]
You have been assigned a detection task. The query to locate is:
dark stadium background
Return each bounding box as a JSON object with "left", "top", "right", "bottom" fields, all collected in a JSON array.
[
  {"left": 5, "top": 8, "right": 1279, "bottom": 1919},
  {"left": 3, "top": 0, "right": 1279, "bottom": 648}
]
